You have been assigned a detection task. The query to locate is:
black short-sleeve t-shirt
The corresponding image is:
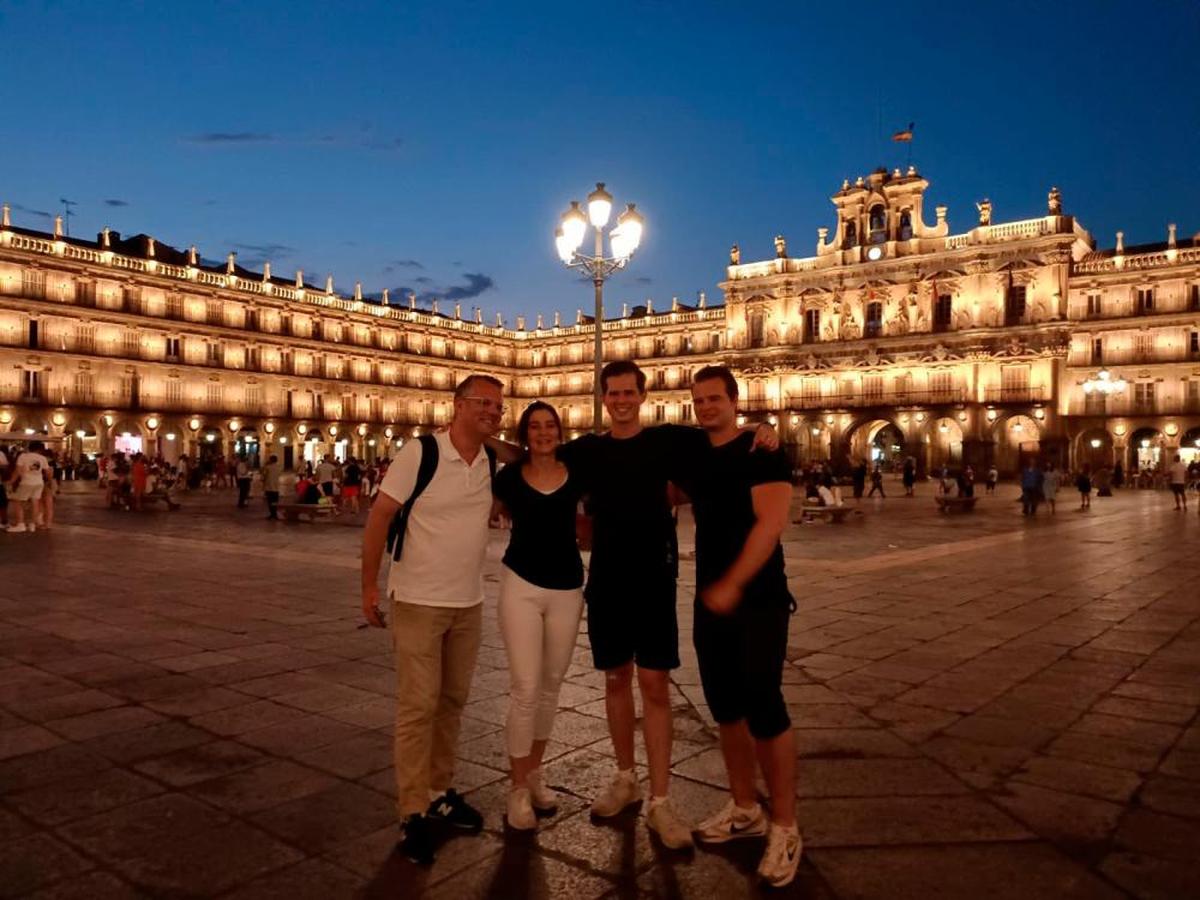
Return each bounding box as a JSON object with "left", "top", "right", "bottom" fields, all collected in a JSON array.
[
  {"left": 677, "top": 431, "right": 792, "bottom": 598},
  {"left": 492, "top": 462, "right": 585, "bottom": 591},
  {"left": 558, "top": 425, "right": 708, "bottom": 590}
]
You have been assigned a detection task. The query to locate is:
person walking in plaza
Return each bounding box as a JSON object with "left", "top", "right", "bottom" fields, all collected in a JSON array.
[
  {"left": 867, "top": 464, "right": 885, "bottom": 498},
  {"left": 235, "top": 455, "right": 252, "bottom": 508},
  {"left": 902, "top": 456, "right": 916, "bottom": 496},
  {"left": 985, "top": 463, "right": 998, "bottom": 495},
  {"left": 316, "top": 453, "right": 336, "bottom": 500},
  {"left": 678, "top": 366, "right": 801, "bottom": 888},
  {"left": 261, "top": 454, "right": 282, "bottom": 520},
  {"left": 130, "top": 452, "right": 148, "bottom": 512},
  {"left": 342, "top": 456, "right": 364, "bottom": 515},
  {"left": 6, "top": 440, "right": 47, "bottom": 532},
  {"left": 360, "top": 374, "right": 502, "bottom": 866},
  {"left": 851, "top": 459, "right": 867, "bottom": 502},
  {"left": 37, "top": 443, "right": 57, "bottom": 528},
  {"left": 490, "top": 402, "right": 585, "bottom": 831},
  {"left": 1076, "top": 465, "right": 1093, "bottom": 510},
  {"left": 1020, "top": 459, "right": 1044, "bottom": 516},
  {"left": 1168, "top": 453, "right": 1188, "bottom": 510},
  {"left": 1042, "top": 462, "right": 1060, "bottom": 515}
]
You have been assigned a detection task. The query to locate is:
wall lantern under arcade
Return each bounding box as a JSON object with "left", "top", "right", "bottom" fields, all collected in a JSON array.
[
  {"left": 1164, "top": 422, "right": 1179, "bottom": 437},
  {"left": 986, "top": 408, "right": 998, "bottom": 422},
  {"left": 146, "top": 416, "right": 159, "bottom": 430},
  {"left": 0, "top": 411, "right": 12, "bottom": 425},
  {"left": 52, "top": 411, "right": 66, "bottom": 427},
  {"left": 228, "top": 419, "right": 241, "bottom": 433},
  {"left": 189, "top": 417, "right": 201, "bottom": 431},
  {"left": 1034, "top": 407, "right": 1045, "bottom": 420},
  {"left": 329, "top": 424, "right": 339, "bottom": 437},
  {"left": 357, "top": 424, "right": 368, "bottom": 437},
  {"left": 297, "top": 423, "right": 308, "bottom": 436},
  {"left": 75, "top": 430, "right": 86, "bottom": 438},
  {"left": 1090, "top": 438, "right": 1103, "bottom": 449},
  {"left": 263, "top": 422, "right": 276, "bottom": 435},
  {"left": 1114, "top": 424, "right": 1127, "bottom": 437},
  {"left": 165, "top": 432, "right": 177, "bottom": 441},
  {"left": 384, "top": 427, "right": 394, "bottom": 439},
  {"left": 103, "top": 414, "right": 114, "bottom": 427}
]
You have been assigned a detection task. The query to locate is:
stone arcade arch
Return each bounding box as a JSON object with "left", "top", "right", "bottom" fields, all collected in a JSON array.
[
  {"left": 991, "top": 414, "right": 1041, "bottom": 476},
  {"left": 1074, "top": 427, "right": 1115, "bottom": 474},
  {"left": 845, "top": 417, "right": 907, "bottom": 471}
]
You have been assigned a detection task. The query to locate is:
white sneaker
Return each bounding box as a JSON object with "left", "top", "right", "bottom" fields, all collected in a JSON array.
[
  {"left": 694, "top": 799, "right": 767, "bottom": 844},
  {"left": 646, "top": 797, "right": 694, "bottom": 850},
  {"left": 757, "top": 822, "right": 803, "bottom": 887},
  {"left": 506, "top": 787, "right": 537, "bottom": 830},
  {"left": 591, "top": 769, "right": 640, "bottom": 818},
  {"left": 527, "top": 767, "right": 558, "bottom": 812},
  {"left": 6, "top": 524, "right": 27, "bottom": 533}
]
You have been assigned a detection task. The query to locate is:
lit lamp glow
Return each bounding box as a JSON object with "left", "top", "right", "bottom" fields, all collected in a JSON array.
[
  {"left": 165, "top": 432, "right": 177, "bottom": 441},
  {"left": 329, "top": 424, "right": 338, "bottom": 437},
  {"left": 228, "top": 419, "right": 241, "bottom": 433},
  {"left": 1090, "top": 438, "right": 1102, "bottom": 448},
  {"left": 263, "top": 422, "right": 275, "bottom": 435},
  {"left": 188, "top": 417, "right": 201, "bottom": 431},
  {"left": 1081, "top": 368, "right": 1127, "bottom": 395},
  {"left": 52, "top": 412, "right": 66, "bottom": 426},
  {"left": 75, "top": 430, "right": 86, "bottom": 438},
  {"left": 146, "top": 416, "right": 159, "bottom": 430}
]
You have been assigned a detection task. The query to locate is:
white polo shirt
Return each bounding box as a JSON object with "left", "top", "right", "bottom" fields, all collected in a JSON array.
[{"left": 379, "top": 431, "right": 493, "bottom": 608}]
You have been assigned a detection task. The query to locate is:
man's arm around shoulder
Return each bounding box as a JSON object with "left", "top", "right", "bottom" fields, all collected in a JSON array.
[{"left": 701, "top": 480, "right": 792, "bottom": 615}]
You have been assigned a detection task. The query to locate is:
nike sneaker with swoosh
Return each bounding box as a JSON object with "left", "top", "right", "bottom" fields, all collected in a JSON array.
[
  {"left": 694, "top": 799, "right": 767, "bottom": 843},
  {"left": 757, "top": 821, "right": 803, "bottom": 888}
]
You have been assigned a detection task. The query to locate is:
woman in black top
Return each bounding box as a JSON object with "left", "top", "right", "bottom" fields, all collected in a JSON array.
[{"left": 491, "top": 401, "right": 585, "bottom": 831}]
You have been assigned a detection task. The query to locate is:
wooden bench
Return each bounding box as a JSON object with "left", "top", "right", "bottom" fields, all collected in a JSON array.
[
  {"left": 797, "top": 503, "right": 852, "bottom": 524},
  {"left": 935, "top": 495, "right": 977, "bottom": 513},
  {"left": 279, "top": 502, "right": 337, "bottom": 523}
]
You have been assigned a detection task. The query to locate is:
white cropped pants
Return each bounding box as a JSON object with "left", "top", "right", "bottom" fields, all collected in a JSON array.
[{"left": 497, "top": 566, "right": 584, "bottom": 758}]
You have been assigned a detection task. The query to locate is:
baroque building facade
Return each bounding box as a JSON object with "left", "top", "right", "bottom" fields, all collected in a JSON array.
[{"left": 1, "top": 167, "right": 1198, "bottom": 475}]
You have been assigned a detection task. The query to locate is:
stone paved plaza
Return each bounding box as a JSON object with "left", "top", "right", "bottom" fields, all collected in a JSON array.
[{"left": 1, "top": 480, "right": 1199, "bottom": 899}]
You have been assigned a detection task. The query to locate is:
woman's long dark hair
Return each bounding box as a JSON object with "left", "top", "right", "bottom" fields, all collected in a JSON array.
[{"left": 516, "top": 401, "right": 563, "bottom": 450}]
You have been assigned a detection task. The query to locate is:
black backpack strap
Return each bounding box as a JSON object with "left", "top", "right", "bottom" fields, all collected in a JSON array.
[
  {"left": 386, "top": 434, "right": 440, "bottom": 562},
  {"left": 484, "top": 444, "right": 497, "bottom": 479}
]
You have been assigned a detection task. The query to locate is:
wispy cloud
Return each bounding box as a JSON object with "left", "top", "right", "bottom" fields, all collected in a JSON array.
[
  {"left": 12, "top": 203, "right": 53, "bottom": 221},
  {"left": 185, "top": 132, "right": 277, "bottom": 144},
  {"left": 104, "top": 199, "right": 129, "bottom": 207},
  {"left": 392, "top": 272, "right": 496, "bottom": 306},
  {"left": 230, "top": 241, "right": 297, "bottom": 267},
  {"left": 635, "top": 276, "right": 653, "bottom": 285},
  {"left": 181, "top": 127, "right": 402, "bottom": 153}
]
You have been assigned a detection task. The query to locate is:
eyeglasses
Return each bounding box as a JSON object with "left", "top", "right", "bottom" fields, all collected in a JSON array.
[{"left": 460, "top": 396, "right": 505, "bottom": 414}]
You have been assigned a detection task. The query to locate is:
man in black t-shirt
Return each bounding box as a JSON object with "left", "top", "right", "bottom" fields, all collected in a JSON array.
[
  {"left": 675, "top": 365, "right": 801, "bottom": 889},
  {"left": 555, "top": 360, "right": 704, "bottom": 849}
]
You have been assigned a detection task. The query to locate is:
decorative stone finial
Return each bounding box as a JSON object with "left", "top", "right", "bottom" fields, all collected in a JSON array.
[
  {"left": 101, "top": 227, "right": 111, "bottom": 248},
  {"left": 227, "top": 252, "right": 237, "bottom": 274},
  {"left": 893, "top": 167, "right": 902, "bottom": 178},
  {"left": 774, "top": 234, "right": 787, "bottom": 258},
  {"left": 818, "top": 226, "right": 828, "bottom": 245},
  {"left": 354, "top": 281, "right": 363, "bottom": 301},
  {"left": 325, "top": 274, "right": 334, "bottom": 293},
  {"left": 1116, "top": 231, "right": 1124, "bottom": 253},
  {"left": 622, "top": 303, "right": 629, "bottom": 317},
  {"left": 554, "top": 310, "right": 561, "bottom": 327},
  {"left": 475, "top": 306, "right": 483, "bottom": 323},
  {"left": 431, "top": 299, "right": 440, "bottom": 315},
  {"left": 1, "top": 204, "right": 9, "bottom": 228},
  {"left": 842, "top": 179, "right": 850, "bottom": 191},
  {"left": 262, "top": 262, "right": 271, "bottom": 281},
  {"left": 409, "top": 293, "right": 417, "bottom": 310},
  {"left": 147, "top": 237, "right": 156, "bottom": 258},
  {"left": 1047, "top": 186, "right": 1062, "bottom": 215},
  {"left": 496, "top": 311, "right": 503, "bottom": 327},
  {"left": 516, "top": 314, "right": 525, "bottom": 330},
  {"left": 855, "top": 176, "right": 864, "bottom": 187},
  {"left": 646, "top": 298, "right": 654, "bottom": 314},
  {"left": 536, "top": 313, "right": 544, "bottom": 330},
  {"left": 54, "top": 215, "right": 63, "bottom": 238},
  {"left": 1168, "top": 223, "right": 1177, "bottom": 248},
  {"left": 730, "top": 243, "right": 740, "bottom": 265},
  {"left": 577, "top": 309, "right": 584, "bottom": 325},
  {"left": 454, "top": 302, "right": 461, "bottom": 320},
  {"left": 382, "top": 288, "right": 390, "bottom": 304},
  {"left": 698, "top": 291, "right": 707, "bottom": 308},
  {"left": 295, "top": 269, "right": 303, "bottom": 288},
  {"left": 976, "top": 199, "right": 992, "bottom": 226},
  {"left": 188, "top": 245, "right": 198, "bottom": 265},
  {"left": 907, "top": 165, "right": 917, "bottom": 176},
  {"left": 671, "top": 296, "right": 679, "bottom": 312},
  {"left": 935, "top": 205, "right": 947, "bottom": 225}
]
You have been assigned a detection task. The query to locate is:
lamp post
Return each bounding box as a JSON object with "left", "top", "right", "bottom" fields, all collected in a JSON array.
[{"left": 555, "top": 183, "right": 645, "bottom": 431}]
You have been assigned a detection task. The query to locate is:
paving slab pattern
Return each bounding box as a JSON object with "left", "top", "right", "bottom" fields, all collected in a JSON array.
[{"left": 1, "top": 481, "right": 1198, "bottom": 898}]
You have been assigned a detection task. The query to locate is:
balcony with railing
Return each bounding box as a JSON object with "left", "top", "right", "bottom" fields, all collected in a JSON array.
[
  {"left": 741, "top": 387, "right": 969, "bottom": 412},
  {"left": 984, "top": 385, "right": 1046, "bottom": 403}
]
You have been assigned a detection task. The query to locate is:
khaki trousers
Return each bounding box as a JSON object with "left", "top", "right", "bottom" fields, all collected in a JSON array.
[{"left": 392, "top": 601, "right": 482, "bottom": 817}]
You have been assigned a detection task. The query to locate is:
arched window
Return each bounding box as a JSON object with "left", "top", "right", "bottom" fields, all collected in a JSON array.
[
  {"left": 898, "top": 210, "right": 913, "bottom": 241},
  {"left": 868, "top": 205, "right": 887, "bottom": 244}
]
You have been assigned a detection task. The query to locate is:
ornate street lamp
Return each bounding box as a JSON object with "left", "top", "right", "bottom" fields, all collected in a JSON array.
[
  {"left": 555, "top": 183, "right": 645, "bottom": 431},
  {"left": 1081, "top": 367, "right": 1127, "bottom": 396}
]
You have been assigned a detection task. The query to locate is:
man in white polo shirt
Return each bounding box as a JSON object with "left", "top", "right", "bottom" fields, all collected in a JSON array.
[{"left": 361, "top": 374, "right": 503, "bottom": 865}]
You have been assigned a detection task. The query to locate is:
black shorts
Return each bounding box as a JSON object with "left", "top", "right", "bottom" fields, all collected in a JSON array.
[
  {"left": 585, "top": 572, "right": 679, "bottom": 671},
  {"left": 693, "top": 590, "right": 792, "bottom": 740},
  {"left": 321, "top": 481, "right": 335, "bottom": 496},
  {"left": 1171, "top": 483, "right": 1186, "bottom": 496}
]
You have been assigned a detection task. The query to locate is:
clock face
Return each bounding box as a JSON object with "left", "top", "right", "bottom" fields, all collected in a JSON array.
[{"left": 867, "top": 246, "right": 883, "bottom": 261}]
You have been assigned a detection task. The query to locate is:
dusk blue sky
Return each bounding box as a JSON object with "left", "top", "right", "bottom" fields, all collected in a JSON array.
[{"left": 2, "top": 1, "right": 1197, "bottom": 323}]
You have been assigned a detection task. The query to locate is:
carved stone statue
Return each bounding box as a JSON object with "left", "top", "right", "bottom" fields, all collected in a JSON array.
[
  {"left": 774, "top": 235, "right": 787, "bottom": 259},
  {"left": 1047, "top": 186, "right": 1062, "bottom": 215},
  {"left": 822, "top": 321, "right": 836, "bottom": 341},
  {"left": 730, "top": 243, "right": 740, "bottom": 265},
  {"left": 976, "top": 199, "right": 992, "bottom": 226}
]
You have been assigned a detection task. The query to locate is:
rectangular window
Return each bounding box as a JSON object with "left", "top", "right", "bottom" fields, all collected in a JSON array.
[
  {"left": 166, "top": 293, "right": 183, "bottom": 319},
  {"left": 28, "top": 319, "right": 39, "bottom": 350},
  {"left": 77, "top": 281, "right": 96, "bottom": 308},
  {"left": 653, "top": 337, "right": 666, "bottom": 356},
  {"left": 122, "top": 286, "right": 141, "bottom": 313},
  {"left": 894, "top": 373, "right": 912, "bottom": 399},
  {"left": 165, "top": 379, "right": 182, "bottom": 407},
  {"left": 1086, "top": 293, "right": 1102, "bottom": 317},
  {"left": 712, "top": 332, "right": 723, "bottom": 351},
  {"left": 165, "top": 336, "right": 180, "bottom": 359},
  {"left": 206, "top": 382, "right": 223, "bottom": 410},
  {"left": 1191, "top": 285, "right": 1200, "bottom": 311},
  {"left": 1005, "top": 284, "right": 1027, "bottom": 325},
  {"left": 370, "top": 397, "right": 383, "bottom": 421},
  {"left": 1133, "top": 381, "right": 1155, "bottom": 412},
  {"left": 1135, "top": 287, "right": 1154, "bottom": 315},
  {"left": 1134, "top": 334, "right": 1153, "bottom": 362},
  {"left": 245, "top": 309, "right": 257, "bottom": 331},
  {"left": 246, "top": 346, "right": 260, "bottom": 370},
  {"left": 123, "top": 330, "right": 140, "bottom": 357},
  {"left": 206, "top": 342, "right": 222, "bottom": 365},
  {"left": 864, "top": 374, "right": 883, "bottom": 401},
  {"left": 23, "top": 270, "right": 46, "bottom": 299},
  {"left": 1190, "top": 331, "right": 1199, "bottom": 356},
  {"left": 865, "top": 302, "right": 883, "bottom": 338},
  {"left": 1001, "top": 366, "right": 1031, "bottom": 401},
  {"left": 748, "top": 312, "right": 764, "bottom": 348},
  {"left": 1092, "top": 337, "right": 1103, "bottom": 363},
  {"left": 654, "top": 369, "right": 666, "bottom": 388},
  {"left": 244, "top": 384, "right": 262, "bottom": 410},
  {"left": 22, "top": 370, "right": 40, "bottom": 400},
  {"left": 73, "top": 371, "right": 93, "bottom": 404},
  {"left": 654, "top": 405, "right": 666, "bottom": 423},
  {"left": 801, "top": 378, "right": 821, "bottom": 405},
  {"left": 934, "top": 294, "right": 953, "bottom": 331},
  {"left": 681, "top": 403, "right": 693, "bottom": 422},
  {"left": 206, "top": 300, "right": 224, "bottom": 325},
  {"left": 1188, "top": 380, "right": 1200, "bottom": 408},
  {"left": 930, "top": 371, "right": 953, "bottom": 400},
  {"left": 804, "top": 309, "right": 820, "bottom": 343},
  {"left": 681, "top": 335, "right": 693, "bottom": 354}
]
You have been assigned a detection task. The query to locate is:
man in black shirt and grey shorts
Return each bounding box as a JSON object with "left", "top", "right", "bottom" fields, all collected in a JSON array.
[{"left": 675, "top": 365, "right": 802, "bottom": 888}]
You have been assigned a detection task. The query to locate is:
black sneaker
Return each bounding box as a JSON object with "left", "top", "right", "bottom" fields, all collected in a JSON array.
[
  {"left": 400, "top": 813, "right": 435, "bottom": 865},
  {"left": 426, "top": 789, "right": 483, "bottom": 833}
]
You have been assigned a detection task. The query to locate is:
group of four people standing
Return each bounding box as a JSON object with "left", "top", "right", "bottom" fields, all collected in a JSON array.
[{"left": 360, "top": 359, "right": 801, "bottom": 889}]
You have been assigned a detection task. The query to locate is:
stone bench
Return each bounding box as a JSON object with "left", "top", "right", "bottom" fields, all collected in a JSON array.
[
  {"left": 143, "top": 487, "right": 180, "bottom": 511},
  {"left": 797, "top": 503, "right": 852, "bottom": 524},
  {"left": 279, "top": 503, "right": 337, "bottom": 523},
  {"left": 935, "top": 495, "right": 977, "bottom": 513}
]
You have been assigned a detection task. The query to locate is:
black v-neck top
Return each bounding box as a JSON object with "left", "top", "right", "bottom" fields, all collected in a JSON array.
[{"left": 493, "top": 462, "right": 585, "bottom": 590}]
